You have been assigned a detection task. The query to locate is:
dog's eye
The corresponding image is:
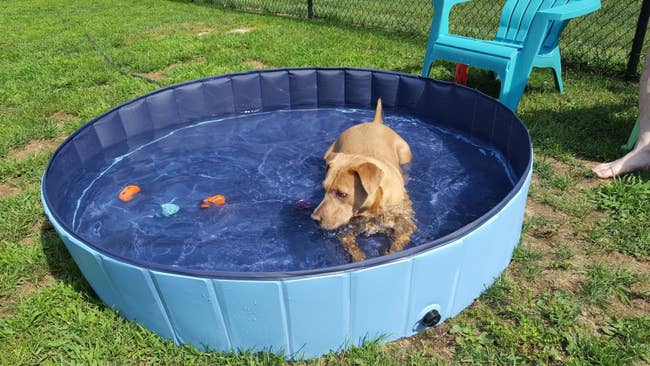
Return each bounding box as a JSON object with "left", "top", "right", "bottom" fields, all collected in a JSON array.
[{"left": 335, "top": 190, "right": 348, "bottom": 199}]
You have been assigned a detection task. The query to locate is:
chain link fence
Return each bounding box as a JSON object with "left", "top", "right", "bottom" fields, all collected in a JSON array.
[{"left": 194, "top": 0, "right": 648, "bottom": 77}]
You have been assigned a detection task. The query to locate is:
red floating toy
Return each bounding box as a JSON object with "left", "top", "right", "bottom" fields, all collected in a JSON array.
[
  {"left": 201, "top": 194, "right": 226, "bottom": 208},
  {"left": 119, "top": 185, "right": 141, "bottom": 202}
]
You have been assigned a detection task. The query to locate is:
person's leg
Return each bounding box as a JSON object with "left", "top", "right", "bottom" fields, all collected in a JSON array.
[{"left": 592, "top": 50, "right": 650, "bottom": 178}]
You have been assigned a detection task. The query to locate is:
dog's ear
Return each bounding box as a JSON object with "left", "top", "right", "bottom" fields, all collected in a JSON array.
[
  {"left": 351, "top": 162, "right": 383, "bottom": 196},
  {"left": 325, "top": 152, "right": 341, "bottom": 165}
]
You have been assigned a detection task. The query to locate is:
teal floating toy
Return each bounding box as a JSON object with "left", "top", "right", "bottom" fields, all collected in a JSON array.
[{"left": 160, "top": 203, "right": 180, "bottom": 217}]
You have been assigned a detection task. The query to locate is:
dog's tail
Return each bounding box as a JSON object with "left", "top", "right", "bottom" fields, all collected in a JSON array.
[{"left": 372, "top": 98, "right": 383, "bottom": 124}]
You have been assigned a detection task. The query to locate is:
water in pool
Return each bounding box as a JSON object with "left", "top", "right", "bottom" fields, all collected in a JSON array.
[{"left": 73, "top": 108, "right": 515, "bottom": 273}]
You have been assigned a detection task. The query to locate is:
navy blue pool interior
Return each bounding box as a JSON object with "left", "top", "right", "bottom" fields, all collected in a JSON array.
[
  {"left": 42, "top": 68, "right": 532, "bottom": 358},
  {"left": 70, "top": 108, "right": 515, "bottom": 273}
]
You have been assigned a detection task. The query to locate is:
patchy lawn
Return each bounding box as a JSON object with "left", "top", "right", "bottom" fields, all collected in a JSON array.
[{"left": 0, "top": 0, "right": 648, "bottom": 364}]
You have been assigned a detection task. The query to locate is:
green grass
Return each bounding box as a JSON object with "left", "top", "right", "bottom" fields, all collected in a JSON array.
[
  {"left": 590, "top": 175, "right": 650, "bottom": 258},
  {"left": 565, "top": 317, "right": 650, "bottom": 365},
  {"left": 551, "top": 244, "right": 575, "bottom": 269},
  {"left": 512, "top": 246, "right": 544, "bottom": 280},
  {"left": 581, "top": 263, "right": 642, "bottom": 305},
  {"left": 0, "top": 0, "right": 648, "bottom": 364}
]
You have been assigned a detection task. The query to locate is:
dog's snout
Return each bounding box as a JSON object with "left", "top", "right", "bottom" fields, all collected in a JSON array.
[{"left": 310, "top": 211, "right": 322, "bottom": 223}]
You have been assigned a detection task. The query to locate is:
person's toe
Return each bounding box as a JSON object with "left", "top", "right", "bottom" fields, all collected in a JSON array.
[{"left": 592, "top": 163, "right": 615, "bottom": 179}]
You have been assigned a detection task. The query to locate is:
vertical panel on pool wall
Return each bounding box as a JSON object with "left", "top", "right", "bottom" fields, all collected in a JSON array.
[
  {"left": 289, "top": 69, "right": 318, "bottom": 108},
  {"left": 100, "top": 257, "right": 177, "bottom": 341},
  {"left": 57, "top": 233, "right": 123, "bottom": 312},
  {"left": 283, "top": 273, "right": 349, "bottom": 358},
  {"left": 345, "top": 70, "right": 372, "bottom": 107},
  {"left": 214, "top": 280, "right": 290, "bottom": 353},
  {"left": 203, "top": 77, "right": 235, "bottom": 116},
  {"left": 93, "top": 112, "right": 129, "bottom": 158},
  {"left": 371, "top": 73, "right": 399, "bottom": 108},
  {"left": 72, "top": 126, "right": 104, "bottom": 167},
  {"left": 416, "top": 81, "right": 454, "bottom": 122},
  {"left": 396, "top": 76, "right": 425, "bottom": 112},
  {"left": 146, "top": 89, "right": 180, "bottom": 133},
  {"left": 349, "top": 259, "right": 412, "bottom": 344},
  {"left": 498, "top": 169, "right": 533, "bottom": 264},
  {"left": 152, "top": 272, "right": 231, "bottom": 352},
  {"left": 452, "top": 213, "right": 505, "bottom": 315},
  {"left": 407, "top": 238, "right": 464, "bottom": 332},
  {"left": 232, "top": 73, "right": 262, "bottom": 113},
  {"left": 118, "top": 99, "right": 154, "bottom": 144},
  {"left": 175, "top": 83, "right": 208, "bottom": 124},
  {"left": 317, "top": 69, "right": 345, "bottom": 106},
  {"left": 261, "top": 71, "right": 291, "bottom": 110}
]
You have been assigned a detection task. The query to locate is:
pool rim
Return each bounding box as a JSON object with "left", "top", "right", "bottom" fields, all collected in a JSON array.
[{"left": 41, "top": 67, "right": 532, "bottom": 280}]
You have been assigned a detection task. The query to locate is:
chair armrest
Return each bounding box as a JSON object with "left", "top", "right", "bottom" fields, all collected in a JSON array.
[{"left": 538, "top": 0, "right": 601, "bottom": 21}]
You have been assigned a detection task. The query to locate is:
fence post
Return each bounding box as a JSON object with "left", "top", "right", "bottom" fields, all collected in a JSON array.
[
  {"left": 307, "top": 0, "right": 314, "bottom": 19},
  {"left": 626, "top": 0, "right": 650, "bottom": 80}
]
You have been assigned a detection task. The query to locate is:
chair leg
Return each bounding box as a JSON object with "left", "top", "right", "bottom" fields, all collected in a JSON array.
[
  {"left": 551, "top": 56, "right": 565, "bottom": 94},
  {"left": 421, "top": 34, "right": 438, "bottom": 77},
  {"left": 421, "top": 51, "right": 436, "bottom": 78},
  {"left": 498, "top": 72, "right": 525, "bottom": 112},
  {"left": 422, "top": 58, "right": 433, "bottom": 77}
]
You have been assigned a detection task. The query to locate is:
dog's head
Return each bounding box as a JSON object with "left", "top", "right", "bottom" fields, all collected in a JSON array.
[{"left": 311, "top": 153, "right": 385, "bottom": 230}]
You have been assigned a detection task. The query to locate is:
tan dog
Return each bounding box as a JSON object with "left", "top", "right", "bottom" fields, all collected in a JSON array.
[{"left": 311, "top": 99, "right": 416, "bottom": 261}]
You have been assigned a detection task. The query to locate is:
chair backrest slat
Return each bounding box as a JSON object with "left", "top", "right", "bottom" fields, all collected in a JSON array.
[
  {"left": 505, "top": 0, "right": 542, "bottom": 41},
  {"left": 495, "top": 0, "right": 572, "bottom": 49},
  {"left": 542, "top": 0, "right": 571, "bottom": 49}
]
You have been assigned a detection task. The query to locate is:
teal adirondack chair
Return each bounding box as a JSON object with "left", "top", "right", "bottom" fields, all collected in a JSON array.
[{"left": 421, "top": 0, "right": 601, "bottom": 111}]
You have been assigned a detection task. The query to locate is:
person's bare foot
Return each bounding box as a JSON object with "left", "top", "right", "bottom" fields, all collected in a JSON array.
[{"left": 592, "top": 141, "right": 650, "bottom": 178}]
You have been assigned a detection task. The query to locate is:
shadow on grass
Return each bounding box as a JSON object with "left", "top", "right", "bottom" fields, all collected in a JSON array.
[
  {"left": 40, "top": 220, "right": 103, "bottom": 306},
  {"left": 431, "top": 64, "right": 638, "bottom": 163}
]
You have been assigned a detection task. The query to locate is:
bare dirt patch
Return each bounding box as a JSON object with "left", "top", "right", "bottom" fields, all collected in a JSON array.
[
  {"left": 127, "top": 22, "right": 218, "bottom": 42},
  {"left": 197, "top": 29, "right": 214, "bottom": 37},
  {"left": 8, "top": 137, "right": 64, "bottom": 161},
  {"left": 227, "top": 27, "right": 255, "bottom": 34},
  {"left": 137, "top": 71, "right": 167, "bottom": 81},
  {"left": 390, "top": 323, "right": 455, "bottom": 361},
  {"left": 19, "top": 218, "right": 52, "bottom": 246},
  {"left": 135, "top": 58, "right": 205, "bottom": 82},
  {"left": 17, "top": 275, "right": 56, "bottom": 296},
  {"left": 0, "top": 274, "right": 57, "bottom": 319},
  {"left": 242, "top": 7, "right": 264, "bottom": 14},
  {"left": 246, "top": 59, "right": 270, "bottom": 69},
  {"left": 0, "top": 183, "right": 21, "bottom": 199},
  {"left": 540, "top": 267, "right": 584, "bottom": 292},
  {"left": 48, "top": 110, "right": 77, "bottom": 128}
]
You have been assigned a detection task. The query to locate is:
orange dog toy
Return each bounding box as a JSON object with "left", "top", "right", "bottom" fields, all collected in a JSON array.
[
  {"left": 119, "top": 185, "right": 141, "bottom": 202},
  {"left": 201, "top": 194, "right": 226, "bottom": 208}
]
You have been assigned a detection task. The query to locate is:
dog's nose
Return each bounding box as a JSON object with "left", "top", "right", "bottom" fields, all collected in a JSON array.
[{"left": 311, "top": 212, "right": 321, "bottom": 223}]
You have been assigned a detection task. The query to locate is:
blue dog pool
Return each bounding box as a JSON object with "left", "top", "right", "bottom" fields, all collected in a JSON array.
[{"left": 41, "top": 68, "right": 532, "bottom": 358}]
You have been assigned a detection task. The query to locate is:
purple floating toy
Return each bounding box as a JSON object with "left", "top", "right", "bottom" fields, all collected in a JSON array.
[{"left": 293, "top": 199, "right": 312, "bottom": 210}]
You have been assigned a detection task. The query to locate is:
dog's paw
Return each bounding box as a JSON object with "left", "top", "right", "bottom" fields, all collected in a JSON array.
[
  {"left": 380, "top": 247, "right": 396, "bottom": 256},
  {"left": 350, "top": 250, "right": 366, "bottom": 262},
  {"left": 382, "top": 242, "right": 406, "bottom": 256}
]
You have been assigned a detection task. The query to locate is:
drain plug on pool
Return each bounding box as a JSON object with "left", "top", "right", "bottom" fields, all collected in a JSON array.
[{"left": 420, "top": 309, "right": 441, "bottom": 327}]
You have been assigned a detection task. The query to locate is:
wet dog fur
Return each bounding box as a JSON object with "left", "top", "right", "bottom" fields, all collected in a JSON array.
[{"left": 311, "top": 99, "right": 416, "bottom": 261}]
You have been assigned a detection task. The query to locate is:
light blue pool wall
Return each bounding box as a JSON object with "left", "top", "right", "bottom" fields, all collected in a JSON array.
[{"left": 43, "top": 167, "right": 530, "bottom": 358}]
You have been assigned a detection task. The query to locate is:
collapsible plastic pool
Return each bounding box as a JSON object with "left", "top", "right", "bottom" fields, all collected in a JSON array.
[{"left": 41, "top": 68, "right": 532, "bottom": 359}]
